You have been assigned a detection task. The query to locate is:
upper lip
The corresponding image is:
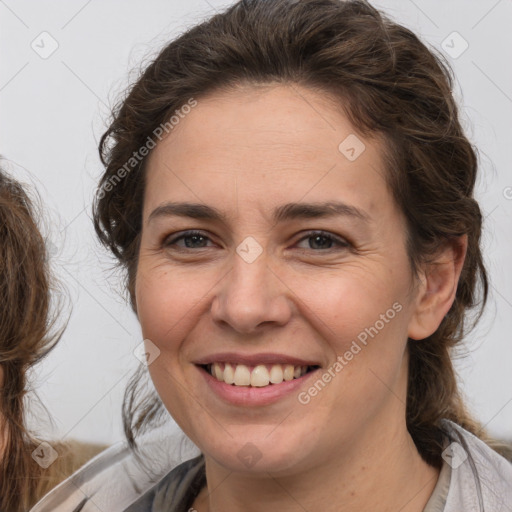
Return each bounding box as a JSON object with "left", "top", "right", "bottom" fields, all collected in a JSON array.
[{"left": 193, "top": 352, "right": 321, "bottom": 367}]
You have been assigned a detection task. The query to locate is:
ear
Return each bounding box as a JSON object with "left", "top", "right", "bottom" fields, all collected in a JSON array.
[{"left": 407, "top": 235, "right": 467, "bottom": 341}]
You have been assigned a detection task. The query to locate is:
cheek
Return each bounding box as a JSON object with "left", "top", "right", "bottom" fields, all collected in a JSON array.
[
  {"left": 134, "top": 265, "right": 208, "bottom": 424},
  {"left": 300, "top": 267, "right": 411, "bottom": 394},
  {"left": 137, "top": 265, "right": 192, "bottom": 333},
  {"left": 303, "top": 265, "right": 409, "bottom": 337},
  {"left": 301, "top": 276, "right": 410, "bottom": 426},
  {"left": 135, "top": 262, "right": 223, "bottom": 356}
]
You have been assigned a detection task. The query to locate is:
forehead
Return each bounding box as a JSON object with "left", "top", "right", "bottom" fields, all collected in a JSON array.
[{"left": 143, "top": 84, "right": 392, "bottom": 222}]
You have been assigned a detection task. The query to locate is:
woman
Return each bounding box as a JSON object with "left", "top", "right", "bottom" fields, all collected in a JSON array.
[
  {"left": 0, "top": 168, "right": 106, "bottom": 511},
  {"left": 33, "top": 0, "right": 512, "bottom": 510}
]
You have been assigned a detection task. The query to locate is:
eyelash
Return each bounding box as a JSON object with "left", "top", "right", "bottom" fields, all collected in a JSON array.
[{"left": 163, "top": 230, "right": 351, "bottom": 252}]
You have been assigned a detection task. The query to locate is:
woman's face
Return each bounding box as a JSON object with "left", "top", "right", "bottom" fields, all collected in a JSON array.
[{"left": 136, "top": 84, "right": 422, "bottom": 475}]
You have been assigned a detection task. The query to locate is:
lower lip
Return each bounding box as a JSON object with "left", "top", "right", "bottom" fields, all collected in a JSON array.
[{"left": 197, "top": 365, "right": 320, "bottom": 407}]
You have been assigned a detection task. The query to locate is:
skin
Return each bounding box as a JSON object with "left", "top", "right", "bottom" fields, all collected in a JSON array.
[{"left": 135, "top": 83, "right": 466, "bottom": 511}]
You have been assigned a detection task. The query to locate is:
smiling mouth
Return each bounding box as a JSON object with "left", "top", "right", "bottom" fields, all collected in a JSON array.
[{"left": 200, "top": 362, "right": 321, "bottom": 388}]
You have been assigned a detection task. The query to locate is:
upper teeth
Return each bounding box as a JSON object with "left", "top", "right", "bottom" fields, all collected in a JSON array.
[{"left": 209, "top": 363, "right": 309, "bottom": 387}]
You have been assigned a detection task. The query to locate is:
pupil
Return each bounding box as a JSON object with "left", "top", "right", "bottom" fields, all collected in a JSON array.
[
  {"left": 185, "top": 235, "right": 206, "bottom": 248},
  {"left": 311, "top": 235, "right": 331, "bottom": 249}
]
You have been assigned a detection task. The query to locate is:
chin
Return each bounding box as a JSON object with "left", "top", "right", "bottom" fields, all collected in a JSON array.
[{"left": 200, "top": 427, "right": 316, "bottom": 475}]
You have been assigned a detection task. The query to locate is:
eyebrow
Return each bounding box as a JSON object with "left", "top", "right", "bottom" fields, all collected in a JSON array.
[{"left": 148, "top": 201, "right": 370, "bottom": 225}]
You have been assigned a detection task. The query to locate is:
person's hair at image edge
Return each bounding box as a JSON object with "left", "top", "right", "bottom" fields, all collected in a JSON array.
[
  {"left": 0, "top": 168, "right": 61, "bottom": 511},
  {"left": 92, "top": 0, "right": 509, "bottom": 467},
  {"left": 0, "top": 167, "right": 106, "bottom": 511}
]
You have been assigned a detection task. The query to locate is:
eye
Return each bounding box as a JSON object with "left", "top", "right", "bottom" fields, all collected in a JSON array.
[
  {"left": 294, "top": 231, "right": 350, "bottom": 251},
  {"left": 162, "top": 229, "right": 350, "bottom": 252},
  {"left": 163, "top": 230, "right": 215, "bottom": 249}
]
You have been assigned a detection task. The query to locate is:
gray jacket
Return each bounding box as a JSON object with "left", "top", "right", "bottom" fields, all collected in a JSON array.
[{"left": 30, "top": 420, "right": 512, "bottom": 512}]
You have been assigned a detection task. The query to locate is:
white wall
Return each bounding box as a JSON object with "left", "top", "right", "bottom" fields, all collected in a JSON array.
[{"left": 1, "top": 0, "right": 510, "bottom": 445}]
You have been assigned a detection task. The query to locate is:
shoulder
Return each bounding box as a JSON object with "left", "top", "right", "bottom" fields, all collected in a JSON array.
[
  {"left": 441, "top": 419, "right": 512, "bottom": 511},
  {"left": 29, "top": 427, "right": 201, "bottom": 512},
  {"left": 33, "top": 440, "right": 108, "bottom": 504},
  {"left": 123, "top": 454, "right": 206, "bottom": 512}
]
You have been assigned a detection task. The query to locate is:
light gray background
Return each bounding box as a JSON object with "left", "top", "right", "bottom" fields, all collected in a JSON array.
[{"left": 1, "top": 0, "right": 511, "bottom": 445}]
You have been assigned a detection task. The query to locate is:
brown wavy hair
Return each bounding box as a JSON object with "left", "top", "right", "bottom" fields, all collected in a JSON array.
[
  {"left": 93, "top": 0, "right": 500, "bottom": 467},
  {"left": 0, "top": 168, "right": 107, "bottom": 510},
  {"left": 0, "top": 169, "right": 61, "bottom": 510}
]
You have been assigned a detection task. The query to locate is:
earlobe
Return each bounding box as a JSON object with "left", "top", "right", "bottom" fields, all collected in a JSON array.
[{"left": 407, "top": 235, "right": 468, "bottom": 341}]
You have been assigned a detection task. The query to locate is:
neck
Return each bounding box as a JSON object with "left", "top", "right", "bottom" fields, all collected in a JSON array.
[{"left": 193, "top": 419, "right": 439, "bottom": 512}]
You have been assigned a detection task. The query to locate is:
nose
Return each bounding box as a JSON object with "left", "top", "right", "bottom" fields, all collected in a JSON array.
[{"left": 210, "top": 250, "right": 292, "bottom": 334}]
